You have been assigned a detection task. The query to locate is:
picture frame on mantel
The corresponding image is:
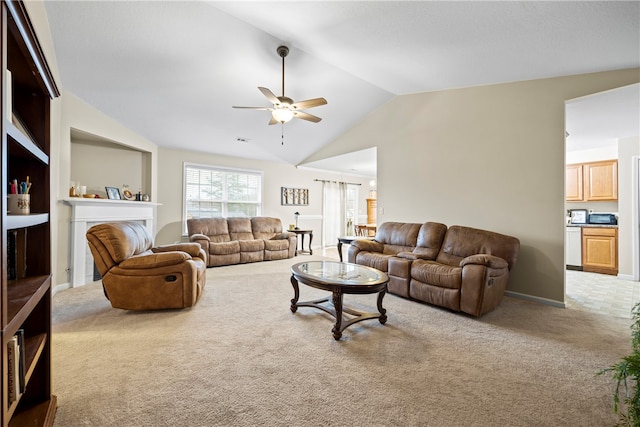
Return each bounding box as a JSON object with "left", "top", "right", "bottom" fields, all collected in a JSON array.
[
  {"left": 105, "top": 186, "right": 121, "bottom": 200},
  {"left": 281, "top": 187, "right": 309, "bottom": 206}
]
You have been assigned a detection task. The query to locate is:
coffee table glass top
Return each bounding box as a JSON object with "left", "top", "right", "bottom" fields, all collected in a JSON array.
[{"left": 291, "top": 261, "right": 387, "bottom": 285}]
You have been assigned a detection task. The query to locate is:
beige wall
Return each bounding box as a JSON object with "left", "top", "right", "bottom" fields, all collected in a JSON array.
[
  {"left": 70, "top": 140, "right": 148, "bottom": 199},
  {"left": 304, "top": 68, "right": 640, "bottom": 305},
  {"left": 156, "top": 147, "right": 372, "bottom": 246},
  {"left": 22, "top": 1, "right": 640, "bottom": 301}
]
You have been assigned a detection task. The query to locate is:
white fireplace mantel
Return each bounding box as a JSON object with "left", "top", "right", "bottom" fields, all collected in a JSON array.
[{"left": 62, "top": 197, "right": 160, "bottom": 287}]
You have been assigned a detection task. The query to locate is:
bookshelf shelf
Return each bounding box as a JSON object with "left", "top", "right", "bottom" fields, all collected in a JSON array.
[
  {"left": 6, "top": 214, "right": 48, "bottom": 230},
  {"left": 1, "top": 1, "right": 59, "bottom": 426}
]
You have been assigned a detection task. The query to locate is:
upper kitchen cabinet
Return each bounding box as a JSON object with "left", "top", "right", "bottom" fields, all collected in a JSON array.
[
  {"left": 566, "top": 159, "right": 618, "bottom": 202},
  {"left": 565, "top": 164, "right": 583, "bottom": 201}
]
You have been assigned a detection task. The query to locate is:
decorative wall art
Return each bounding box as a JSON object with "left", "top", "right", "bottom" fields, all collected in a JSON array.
[{"left": 281, "top": 187, "right": 309, "bottom": 206}]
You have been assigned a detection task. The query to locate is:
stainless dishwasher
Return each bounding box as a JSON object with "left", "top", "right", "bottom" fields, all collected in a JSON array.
[{"left": 566, "top": 226, "right": 582, "bottom": 269}]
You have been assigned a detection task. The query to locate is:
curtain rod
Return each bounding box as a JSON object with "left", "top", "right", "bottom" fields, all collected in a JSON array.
[{"left": 314, "top": 179, "right": 361, "bottom": 186}]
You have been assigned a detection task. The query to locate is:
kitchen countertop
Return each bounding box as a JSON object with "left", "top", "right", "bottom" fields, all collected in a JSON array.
[{"left": 567, "top": 224, "right": 618, "bottom": 228}]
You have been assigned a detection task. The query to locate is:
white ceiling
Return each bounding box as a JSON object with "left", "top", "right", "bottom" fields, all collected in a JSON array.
[
  {"left": 565, "top": 83, "right": 640, "bottom": 153},
  {"left": 43, "top": 1, "right": 639, "bottom": 176}
]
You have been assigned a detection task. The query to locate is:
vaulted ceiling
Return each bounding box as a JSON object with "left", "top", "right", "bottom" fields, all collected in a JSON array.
[{"left": 43, "top": 1, "right": 639, "bottom": 176}]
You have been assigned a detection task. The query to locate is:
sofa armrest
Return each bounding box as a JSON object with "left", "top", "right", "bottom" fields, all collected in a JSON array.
[
  {"left": 351, "top": 239, "right": 383, "bottom": 253},
  {"left": 272, "top": 232, "right": 295, "bottom": 240},
  {"left": 189, "top": 233, "right": 211, "bottom": 242},
  {"left": 153, "top": 243, "right": 206, "bottom": 261},
  {"left": 119, "top": 252, "right": 192, "bottom": 269},
  {"left": 460, "top": 254, "right": 508, "bottom": 270},
  {"left": 397, "top": 251, "right": 433, "bottom": 260}
]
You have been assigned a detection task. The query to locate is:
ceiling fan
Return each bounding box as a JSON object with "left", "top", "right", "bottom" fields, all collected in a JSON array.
[{"left": 233, "top": 45, "right": 327, "bottom": 125}]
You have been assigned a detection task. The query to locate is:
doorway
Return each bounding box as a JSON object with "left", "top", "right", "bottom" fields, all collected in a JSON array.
[{"left": 564, "top": 84, "right": 640, "bottom": 315}]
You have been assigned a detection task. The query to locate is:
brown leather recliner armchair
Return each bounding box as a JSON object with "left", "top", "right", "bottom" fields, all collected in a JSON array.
[{"left": 86, "top": 222, "right": 207, "bottom": 310}]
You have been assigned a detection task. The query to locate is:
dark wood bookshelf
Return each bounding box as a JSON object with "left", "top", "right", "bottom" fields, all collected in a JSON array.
[{"left": 1, "top": 1, "right": 59, "bottom": 426}]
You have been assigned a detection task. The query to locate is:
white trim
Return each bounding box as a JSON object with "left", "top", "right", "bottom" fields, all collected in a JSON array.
[
  {"left": 632, "top": 155, "right": 640, "bottom": 281},
  {"left": 62, "top": 198, "right": 157, "bottom": 287},
  {"left": 505, "top": 290, "right": 566, "bottom": 308},
  {"left": 52, "top": 282, "right": 71, "bottom": 296}
]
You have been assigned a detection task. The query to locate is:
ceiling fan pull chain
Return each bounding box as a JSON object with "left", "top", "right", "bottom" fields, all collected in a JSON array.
[{"left": 281, "top": 124, "right": 284, "bottom": 145}]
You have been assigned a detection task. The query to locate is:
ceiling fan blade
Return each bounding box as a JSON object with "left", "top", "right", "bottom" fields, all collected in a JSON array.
[
  {"left": 293, "top": 111, "right": 322, "bottom": 123},
  {"left": 232, "top": 106, "right": 272, "bottom": 110},
  {"left": 268, "top": 116, "right": 279, "bottom": 125},
  {"left": 258, "top": 87, "right": 279, "bottom": 104},
  {"left": 291, "top": 97, "right": 327, "bottom": 110}
]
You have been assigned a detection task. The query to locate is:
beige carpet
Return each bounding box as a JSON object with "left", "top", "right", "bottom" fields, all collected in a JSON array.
[{"left": 52, "top": 253, "right": 632, "bottom": 426}]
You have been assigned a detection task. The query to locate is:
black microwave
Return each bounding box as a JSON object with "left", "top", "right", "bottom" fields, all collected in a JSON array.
[{"left": 588, "top": 213, "right": 617, "bottom": 225}]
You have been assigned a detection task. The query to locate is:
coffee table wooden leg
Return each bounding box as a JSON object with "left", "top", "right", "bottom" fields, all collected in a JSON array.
[
  {"left": 377, "top": 290, "right": 387, "bottom": 324},
  {"left": 290, "top": 275, "right": 299, "bottom": 313},
  {"left": 332, "top": 291, "right": 343, "bottom": 340}
]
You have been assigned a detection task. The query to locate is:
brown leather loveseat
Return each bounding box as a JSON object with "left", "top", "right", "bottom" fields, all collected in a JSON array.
[
  {"left": 87, "top": 222, "right": 207, "bottom": 310},
  {"left": 348, "top": 221, "right": 520, "bottom": 317},
  {"left": 187, "top": 217, "right": 296, "bottom": 267}
]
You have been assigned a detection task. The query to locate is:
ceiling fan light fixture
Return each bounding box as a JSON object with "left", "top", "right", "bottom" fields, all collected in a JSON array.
[
  {"left": 232, "top": 45, "right": 327, "bottom": 126},
  {"left": 272, "top": 108, "right": 294, "bottom": 124}
]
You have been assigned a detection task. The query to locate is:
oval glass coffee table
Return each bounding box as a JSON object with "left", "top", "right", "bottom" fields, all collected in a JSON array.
[{"left": 290, "top": 261, "right": 388, "bottom": 340}]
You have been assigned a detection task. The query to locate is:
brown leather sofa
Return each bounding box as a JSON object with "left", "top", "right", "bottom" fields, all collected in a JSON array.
[
  {"left": 187, "top": 217, "right": 296, "bottom": 267},
  {"left": 348, "top": 221, "right": 520, "bottom": 317},
  {"left": 87, "top": 222, "right": 207, "bottom": 310}
]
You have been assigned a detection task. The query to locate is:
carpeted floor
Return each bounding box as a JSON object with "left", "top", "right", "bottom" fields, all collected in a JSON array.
[{"left": 51, "top": 253, "right": 632, "bottom": 426}]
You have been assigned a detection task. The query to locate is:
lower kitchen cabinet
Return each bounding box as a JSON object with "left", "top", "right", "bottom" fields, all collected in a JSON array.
[{"left": 582, "top": 227, "right": 618, "bottom": 275}]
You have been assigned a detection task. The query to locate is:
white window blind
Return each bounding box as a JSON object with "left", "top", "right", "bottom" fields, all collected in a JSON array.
[{"left": 183, "top": 163, "right": 262, "bottom": 232}]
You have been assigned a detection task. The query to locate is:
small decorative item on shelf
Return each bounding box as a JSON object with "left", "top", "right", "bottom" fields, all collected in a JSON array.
[
  {"left": 69, "top": 181, "right": 80, "bottom": 197},
  {"left": 8, "top": 177, "right": 31, "bottom": 214},
  {"left": 121, "top": 184, "right": 135, "bottom": 201},
  {"left": 105, "top": 186, "right": 121, "bottom": 200},
  {"left": 142, "top": 194, "right": 150, "bottom": 202},
  {"left": 294, "top": 211, "right": 300, "bottom": 229}
]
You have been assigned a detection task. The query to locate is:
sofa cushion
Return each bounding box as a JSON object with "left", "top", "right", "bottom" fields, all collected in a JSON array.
[
  {"left": 239, "top": 239, "right": 265, "bottom": 252},
  {"left": 228, "top": 217, "right": 254, "bottom": 241},
  {"left": 355, "top": 252, "right": 394, "bottom": 272},
  {"left": 87, "top": 222, "right": 154, "bottom": 264},
  {"left": 411, "top": 260, "right": 462, "bottom": 289},
  {"left": 187, "top": 218, "right": 231, "bottom": 243},
  {"left": 375, "top": 222, "right": 422, "bottom": 247},
  {"left": 264, "top": 239, "right": 289, "bottom": 251},
  {"left": 209, "top": 241, "right": 240, "bottom": 255},
  {"left": 412, "top": 222, "right": 447, "bottom": 259},
  {"left": 251, "top": 217, "right": 283, "bottom": 240}
]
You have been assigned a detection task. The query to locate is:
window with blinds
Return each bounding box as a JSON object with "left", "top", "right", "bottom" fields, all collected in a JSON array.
[{"left": 183, "top": 163, "right": 262, "bottom": 232}]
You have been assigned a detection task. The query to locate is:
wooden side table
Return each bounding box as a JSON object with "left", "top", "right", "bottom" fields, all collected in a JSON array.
[
  {"left": 337, "top": 236, "right": 374, "bottom": 262},
  {"left": 291, "top": 229, "right": 313, "bottom": 255}
]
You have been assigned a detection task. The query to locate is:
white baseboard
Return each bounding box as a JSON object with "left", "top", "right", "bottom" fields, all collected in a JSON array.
[
  {"left": 53, "top": 282, "right": 71, "bottom": 296},
  {"left": 618, "top": 273, "right": 638, "bottom": 281},
  {"left": 505, "top": 290, "right": 566, "bottom": 308}
]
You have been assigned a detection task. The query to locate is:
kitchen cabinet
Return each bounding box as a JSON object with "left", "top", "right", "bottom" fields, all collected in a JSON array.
[
  {"left": 566, "top": 160, "right": 617, "bottom": 202},
  {"left": 565, "top": 164, "right": 584, "bottom": 201},
  {"left": 366, "top": 198, "right": 377, "bottom": 225},
  {"left": 582, "top": 227, "right": 618, "bottom": 275}
]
